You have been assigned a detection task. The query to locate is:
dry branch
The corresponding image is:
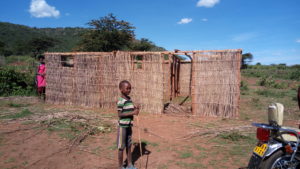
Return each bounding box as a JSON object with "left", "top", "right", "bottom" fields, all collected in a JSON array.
[
  {"left": 178, "top": 125, "right": 252, "bottom": 140},
  {"left": 68, "top": 128, "right": 96, "bottom": 153},
  {"left": 163, "top": 103, "right": 191, "bottom": 115}
]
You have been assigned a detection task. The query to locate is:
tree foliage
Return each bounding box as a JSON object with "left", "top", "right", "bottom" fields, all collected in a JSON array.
[
  {"left": 241, "top": 53, "right": 253, "bottom": 69},
  {"left": 28, "top": 37, "right": 57, "bottom": 58},
  {"left": 130, "top": 38, "right": 155, "bottom": 51},
  {"left": 77, "top": 14, "right": 135, "bottom": 52}
]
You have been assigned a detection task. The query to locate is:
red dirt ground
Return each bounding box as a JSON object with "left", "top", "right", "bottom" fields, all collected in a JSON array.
[{"left": 0, "top": 111, "right": 252, "bottom": 169}]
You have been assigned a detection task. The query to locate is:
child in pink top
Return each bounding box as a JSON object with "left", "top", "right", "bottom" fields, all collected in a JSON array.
[{"left": 37, "top": 55, "right": 46, "bottom": 100}]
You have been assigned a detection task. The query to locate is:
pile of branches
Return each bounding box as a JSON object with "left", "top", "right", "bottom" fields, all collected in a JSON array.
[
  {"left": 163, "top": 103, "right": 192, "bottom": 115},
  {"left": 177, "top": 125, "right": 253, "bottom": 140}
]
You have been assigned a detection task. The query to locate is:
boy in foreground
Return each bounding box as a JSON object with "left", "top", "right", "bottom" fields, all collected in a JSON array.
[{"left": 117, "top": 80, "right": 140, "bottom": 169}]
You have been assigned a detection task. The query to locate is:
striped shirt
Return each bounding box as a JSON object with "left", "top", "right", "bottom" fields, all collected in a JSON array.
[{"left": 117, "top": 97, "right": 134, "bottom": 128}]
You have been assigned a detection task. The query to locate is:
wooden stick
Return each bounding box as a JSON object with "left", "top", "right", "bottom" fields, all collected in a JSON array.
[{"left": 136, "top": 115, "right": 143, "bottom": 169}]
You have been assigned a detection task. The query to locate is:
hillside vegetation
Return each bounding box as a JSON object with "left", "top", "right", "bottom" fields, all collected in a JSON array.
[
  {"left": 0, "top": 18, "right": 165, "bottom": 57},
  {"left": 0, "top": 22, "right": 86, "bottom": 54}
]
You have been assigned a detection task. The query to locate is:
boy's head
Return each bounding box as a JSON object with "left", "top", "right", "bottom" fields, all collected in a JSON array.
[{"left": 119, "top": 80, "right": 131, "bottom": 96}]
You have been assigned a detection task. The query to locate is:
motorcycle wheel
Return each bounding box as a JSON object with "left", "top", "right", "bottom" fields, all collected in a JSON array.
[{"left": 260, "top": 150, "right": 295, "bottom": 169}]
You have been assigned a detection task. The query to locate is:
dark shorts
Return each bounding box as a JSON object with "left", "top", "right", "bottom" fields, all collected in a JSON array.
[{"left": 117, "top": 126, "right": 132, "bottom": 150}]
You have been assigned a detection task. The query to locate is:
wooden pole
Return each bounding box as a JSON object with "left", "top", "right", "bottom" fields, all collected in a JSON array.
[{"left": 136, "top": 115, "right": 143, "bottom": 169}]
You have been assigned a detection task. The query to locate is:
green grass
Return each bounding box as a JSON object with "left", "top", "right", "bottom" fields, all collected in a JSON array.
[
  {"left": 255, "top": 89, "right": 286, "bottom": 98},
  {"left": 178, "top": 150, "right": 193, "bottom": 159},
  {"left": 8, "top": 103, "right": 30, "bottom": 108},
  {"left": 194, "top": 144, "right": 207, "bottom": 151},
  {"left": 175, "top": 161, "right": 206, "bottom": 169},
  {"left": 58, "top": 132, "right": 77, "bottom": 140},
  {"left": 193, "top": 152, "right": 208, "bottom": 160},
  {"left": 157, "top": 164, "right": 168, "bottom": 169},
  {"left": 242, "top": 65, "right": 300, "bottom": 81},
  {"left": 108, "top": 144, "right": 117, "bottom": 150},
  {"left": 219, "top": 131, "right": 256, "bottom": 144},
  {"left": 4, "top": 157, "right": 16, "bottom": 163},
  {"left": 141, "top": 139, "right": 159, "bottom": 147},
  {"left": 0, "top": 109, "right": 33, "bottom": 119},
  {"left": 91, "top": 146, "right": 101, "bottom": 155}
]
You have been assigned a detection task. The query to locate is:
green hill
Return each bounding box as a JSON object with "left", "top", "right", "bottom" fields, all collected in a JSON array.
[
  {"left": 0, "top": 22, "right": 87, "bottom": 54},
  {"left": 0, "top": 22, "right": 165, "bottom": 56}
]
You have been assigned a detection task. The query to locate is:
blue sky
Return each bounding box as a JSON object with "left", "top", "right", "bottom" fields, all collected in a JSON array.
[{"left": 0, "top": 0, "right": 299, "bottom": 65}]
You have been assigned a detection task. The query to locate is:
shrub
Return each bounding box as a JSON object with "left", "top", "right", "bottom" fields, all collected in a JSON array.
[
  {"left": 258, "top": 76, "right": 275, "bottom": 87},
  {"left": 258, "top": 76, "right": 289, "bottom": 89},
  {"left": 273, "top": 82, "right": 289, "bottom": 89},
  {"left": 289, "top": 70, "right": 300, "bottom": 81},
  {"left": 240, "top": 81, "right": 249, "bottom": 95},
  {"left": 240, "top": 81, "right": 249, "bottom": 91},
  {"left": 0, "top": 67, "right": 36, "bottom": 96}
]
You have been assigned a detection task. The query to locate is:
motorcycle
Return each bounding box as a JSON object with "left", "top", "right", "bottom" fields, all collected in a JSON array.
[{"left": 247, "top": 103, "right": 300, "bottom": 169}]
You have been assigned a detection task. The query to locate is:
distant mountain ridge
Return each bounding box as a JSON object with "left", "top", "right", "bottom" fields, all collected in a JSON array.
[
  {"left": 0, "top": 22, "right": 87, "bottom": 53},
  {"left": 0, "top": 22, "right": 165, "bottom": 56}
]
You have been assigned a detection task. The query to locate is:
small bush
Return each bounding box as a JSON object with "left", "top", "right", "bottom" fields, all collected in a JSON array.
[
  {"left": 240, "top": 81, "right": 249, "bottom": 91},
  {"left": 258, "top": 76, "right": 289, "bottom": 89},
  {"left": 289, "top": 70, "right": 300, "bottom": 81},
  {"left": 273, "top": 82, "right": 288, "bottom": 89},
  {"left": 0, "top": 67, "right": 36, "bottom": 96},
  {"left": 258, "top": 76, "right": 275, "bottom": 87}
]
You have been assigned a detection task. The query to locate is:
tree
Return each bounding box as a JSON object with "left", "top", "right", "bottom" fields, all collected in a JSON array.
[
  {"left": 13, "top": 40, "right": 31, "bottom": 55},
  {"left": 77, "top": 14, "right": 135, "bottom": 52},
  {"left": 28, "top": 37, "right": 57, "bottom": 58},
  {"left": 241, "top": 53, "right": 253, "bottom": 69},
  {"left": 0, "top": 41, "right": 12, "bottom": 57},
  {"left": 130, "top": 38, "right": 155, "bottom": 51}
]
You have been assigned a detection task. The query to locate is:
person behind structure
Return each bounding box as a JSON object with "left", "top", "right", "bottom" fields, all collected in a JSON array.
[
  {"left": 36, "top": 55, "right": 46, "bottom": 101},
  {"left": 116, "top": 80, "right": 140, "bottom": 169}
]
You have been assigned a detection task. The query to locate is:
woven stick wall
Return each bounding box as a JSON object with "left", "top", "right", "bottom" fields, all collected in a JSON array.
[
  {"left": 179, "top": 61, "right": 191, "bottom": 96},
  {"left": 126, "top": 52, "right": 165, "bottom": 114},
  {"left": 191, "top": 49, "right": 242, "bottom": 118},
  {"left": 45, "top": 52, "right": 164, "bottom": 114}
]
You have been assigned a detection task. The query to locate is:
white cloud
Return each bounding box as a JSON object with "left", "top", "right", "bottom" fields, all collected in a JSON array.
[
  {"left": 296, "top": 39, "right": 300, "bottom": 43},
  {"left": 201, "top": 18, "right": 208, "bottom": 22},
  {"left": 29, "top": 0, "right": 60, "bottom": 18},
  {"left": 177, "top": 18, "right": 193, "bottom": 24},
  {"left": 197, "top": 0, "right": 220, "bottom": 8}
]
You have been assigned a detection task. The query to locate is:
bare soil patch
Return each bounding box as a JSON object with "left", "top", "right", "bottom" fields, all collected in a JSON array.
[{"left": 0, "top": 93, "right": 299, "bottom": 169}]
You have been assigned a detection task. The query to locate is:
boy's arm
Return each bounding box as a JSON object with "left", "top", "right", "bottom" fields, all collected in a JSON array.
[{"left": 118, "top": 107, "right": 139, "bottom": 117}]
